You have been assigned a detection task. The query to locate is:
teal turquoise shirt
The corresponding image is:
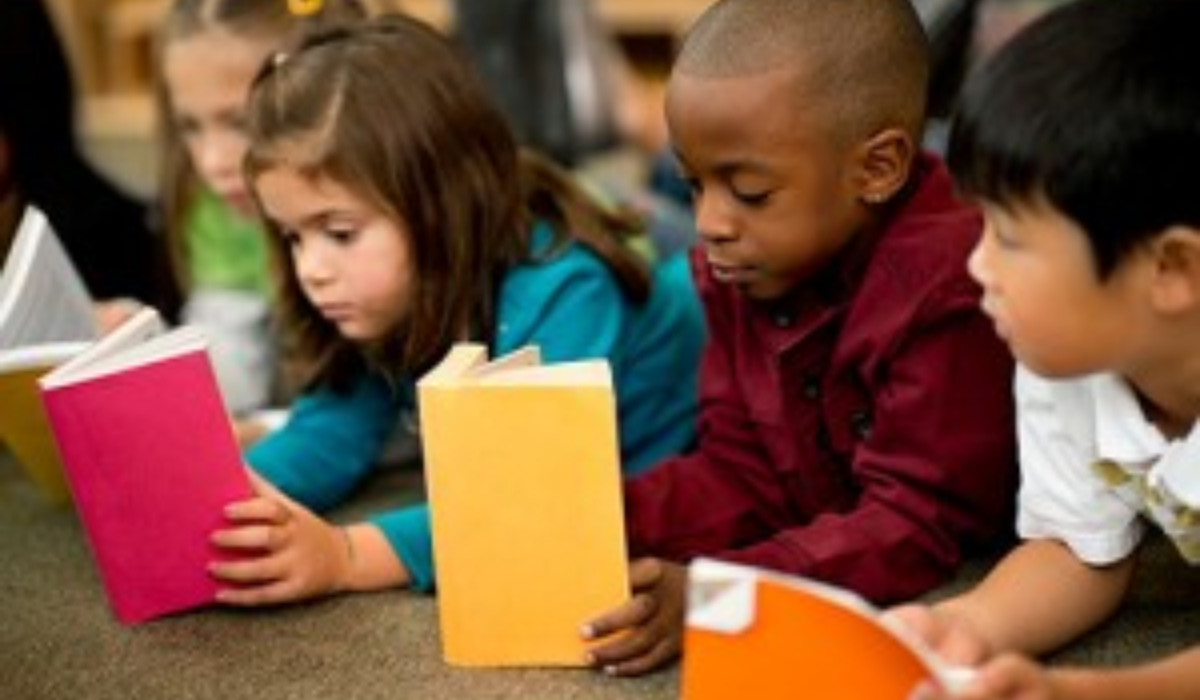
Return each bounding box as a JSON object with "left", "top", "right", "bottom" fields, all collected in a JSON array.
[{"left": 247, "top": 228, "right": 704, "bottom": 591}]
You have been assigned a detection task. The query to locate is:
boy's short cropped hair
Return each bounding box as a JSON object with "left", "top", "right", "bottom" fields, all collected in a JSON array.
[
  {"left": 948, "top": 0, "right": 1200, "bottom": 279},
  {"left": 676, "top": 0, "right": 930, "bottom": 147}
]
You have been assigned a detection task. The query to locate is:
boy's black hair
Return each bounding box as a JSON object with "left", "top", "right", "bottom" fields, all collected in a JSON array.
[{"left": 947, "top": 0, "right": 1200, "bottom": 279}]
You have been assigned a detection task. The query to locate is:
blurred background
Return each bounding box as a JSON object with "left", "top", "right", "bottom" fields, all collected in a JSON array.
[{"left": 43, "top": 0, "right": 706, "bottom": 200}]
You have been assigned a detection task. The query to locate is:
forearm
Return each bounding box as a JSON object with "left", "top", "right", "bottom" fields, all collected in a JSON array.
[
  {"left": 939, "top": 539, "right": 1134, "bottom": 655},
  {"left": 247, "top": 376, "right": 400, "bottom": 510},
  {"left": 1050, "top": 647, "right": 1200, "bottom": 700}
]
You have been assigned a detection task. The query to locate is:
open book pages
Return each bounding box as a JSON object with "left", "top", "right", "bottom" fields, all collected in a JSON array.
[
  {"left": 422, "top": 343, "right": 612, "bottom": 387},
  {"left": 0, "top": 341, "right": 89, "bottom": 374},
  {"left": 0, "top": 205, "right": 97, "bottom": 349},
  {"left": 40, "top": 307, "right": 206, "bottom": 388}
]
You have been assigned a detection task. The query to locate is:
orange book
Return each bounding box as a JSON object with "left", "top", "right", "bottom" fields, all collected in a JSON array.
[
  {"left": 0, "top": 205, "right": 98, "bottom": 501},
  {"left": 417, "top": 343, "right": 628, "bottom": 666},
  {"left": 681, "top": 559, "right": 974, "bottom": 700}
]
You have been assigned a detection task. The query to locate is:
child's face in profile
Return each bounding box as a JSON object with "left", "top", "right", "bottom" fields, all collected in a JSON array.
[
  {"left": 665, "top": 67, "right": 870, "bottom": 302},
  {"left": 252, "top": 166, "right": 415, "bottom": 343},
  {"left": 968, "top": 199, "right": 1151, "bottom": 378},
  {"left": 163, "top": 30, "right": 275, "bottom": 219}
]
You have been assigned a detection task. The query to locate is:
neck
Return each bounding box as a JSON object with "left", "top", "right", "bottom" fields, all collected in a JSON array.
[{"left": 1126, "top": 336, "right": 1200, "bottom": 440}]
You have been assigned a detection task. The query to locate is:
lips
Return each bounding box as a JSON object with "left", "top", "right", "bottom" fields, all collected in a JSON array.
[
  {"left": 708, "top": 259, "right": 754, "bottom": 285},
  {"left": 315, "top": 303, "right": 354, "bottom": 323}
]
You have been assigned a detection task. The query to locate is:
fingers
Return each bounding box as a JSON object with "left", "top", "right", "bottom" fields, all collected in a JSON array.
[
  {"left": 583, "top": 590, "right": 658, "bottom": 641},
  {"left": 580, "top": 558, "right": 686, "bottom": 677},
  {"left": 591, "top": 636, "right": 679, "bottom": 677},
  {"left": 627, "top": 557, "right": 666, "bottom": 587},
  {"left": 223, "top": 494, "right": 291, "bottom": 524},
  {"left": 213, "top": 572, "right": 306, "bottom": 607}
]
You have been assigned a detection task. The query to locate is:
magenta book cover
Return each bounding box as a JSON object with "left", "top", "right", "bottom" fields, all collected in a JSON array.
[{"left": 40, "top": 349, "right": 252, "bottom": 624}]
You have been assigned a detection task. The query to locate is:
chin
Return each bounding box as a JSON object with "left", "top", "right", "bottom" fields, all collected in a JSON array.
[{"left": 1014, "top": 351, "right": 1094, "bottom": 381}]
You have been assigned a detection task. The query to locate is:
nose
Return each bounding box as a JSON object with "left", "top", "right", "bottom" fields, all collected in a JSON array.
[
  {"left": 191, "top": 128, "right": 247, "bottom": 189},
  {"left": 295, "top": 242, "right": 334, "bottom": 290},
  {"left": 967, "top": 227, "right": 994, "bottom": 290},
  {"left": 693, "top": 190, "right": 736, "bottom": 246}
]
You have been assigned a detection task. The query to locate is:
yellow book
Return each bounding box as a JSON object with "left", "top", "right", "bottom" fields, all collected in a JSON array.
[
  {"left": 0, "top": 206, "right": 98, "bottom": 501},
  {"left": 418, "top": 343, "right": 629, "bottom": 667}
]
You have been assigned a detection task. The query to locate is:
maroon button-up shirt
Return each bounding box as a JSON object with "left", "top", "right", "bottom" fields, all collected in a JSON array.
[{"left": 625, "top": 156, "right": 1017, "bottom": 603}]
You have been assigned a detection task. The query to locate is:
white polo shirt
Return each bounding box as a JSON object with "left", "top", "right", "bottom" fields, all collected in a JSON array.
[{"left": 1016, "top": 366, "right": 1200, "bottom": 566}]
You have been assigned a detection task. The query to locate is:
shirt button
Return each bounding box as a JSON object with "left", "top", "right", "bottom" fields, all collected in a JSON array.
[
  {"left": 773, "top": 313, "right": 792, "bottom": 328},
  {"left": 802, "top": 377, "right": 821, "bottom": 399}
]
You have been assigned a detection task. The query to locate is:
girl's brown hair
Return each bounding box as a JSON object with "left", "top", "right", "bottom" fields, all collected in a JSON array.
[
  {"left": 156, "top": 0, "right": 368, "bottom": 297},
  {"left": 244, "top": 14, "right": 650, "bottom": 392}
]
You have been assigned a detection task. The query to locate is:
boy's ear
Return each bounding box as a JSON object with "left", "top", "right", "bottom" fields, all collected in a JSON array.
[
  {"left": 1149, "top": 227, "right": 1200, "bottom": 313},
  {"left": 855, "top": 127, "right": 914, "bottom": 206}
]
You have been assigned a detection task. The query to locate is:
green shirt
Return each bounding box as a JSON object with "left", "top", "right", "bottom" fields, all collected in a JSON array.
[{"left": 185, "top": 189, "right": 270, "bottom": 294}]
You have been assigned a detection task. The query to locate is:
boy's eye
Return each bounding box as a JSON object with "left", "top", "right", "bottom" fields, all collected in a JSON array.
[{"left": 733, "top": 189, "right": 770, "bottom": 206}]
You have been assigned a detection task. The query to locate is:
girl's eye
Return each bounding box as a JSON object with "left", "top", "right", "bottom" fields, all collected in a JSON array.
[
  {"left": 326, "top": 227, "right": 357, "bottom": 244},
  {"left": 175, "top": 119, "right": 199, "bottom": 141},
  {"left": 280, "top": 229, "right": 302, "bottom": 248}
]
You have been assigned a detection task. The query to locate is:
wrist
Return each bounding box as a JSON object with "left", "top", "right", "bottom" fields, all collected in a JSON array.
[{"left": 337, "top": 524, "right": 411, "bottom": 592}]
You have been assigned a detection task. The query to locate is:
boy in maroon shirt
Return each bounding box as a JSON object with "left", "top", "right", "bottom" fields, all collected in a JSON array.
[{"left": 583, "top": 0, "right": 1018, "bottom": 676}]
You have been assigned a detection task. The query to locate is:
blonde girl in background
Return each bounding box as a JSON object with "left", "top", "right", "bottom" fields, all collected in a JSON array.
[{"left": 156, "top": 0, "right": 369, "bottom": 431}]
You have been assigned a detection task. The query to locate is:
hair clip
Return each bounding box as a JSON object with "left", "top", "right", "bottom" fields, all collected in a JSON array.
[{"left": 288, "top": 0, "right": 324, "bottom": 16}]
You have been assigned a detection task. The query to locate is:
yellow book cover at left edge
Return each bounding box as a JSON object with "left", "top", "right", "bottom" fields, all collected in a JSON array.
[{"left": 0, "top": 342, "right": 87, "bottom": 502}]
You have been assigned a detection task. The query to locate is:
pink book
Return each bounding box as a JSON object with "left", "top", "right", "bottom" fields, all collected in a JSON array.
[{"left": 38, "top": 308, "right": 253, "bottom": 624}]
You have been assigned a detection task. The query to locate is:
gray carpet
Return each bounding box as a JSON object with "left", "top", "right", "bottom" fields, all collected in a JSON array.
[{"left": 2, "top": 449, "right": 1198, "bottom": 698}]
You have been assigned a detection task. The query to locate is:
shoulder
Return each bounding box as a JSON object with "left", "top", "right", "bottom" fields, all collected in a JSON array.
[
  {"left": 876, "top": 154, "right": 983, "bottom": 281},
  {"left": 852, "top": 155, "right": 985, "bottom": 322},
  {"left": 504, "top": 224, "right": 620, "bottom": 303}
]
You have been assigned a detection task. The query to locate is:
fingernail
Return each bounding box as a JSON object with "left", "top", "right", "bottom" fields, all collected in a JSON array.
[{"left": 580, "top": 624, "right": 595, "bottom": 640}]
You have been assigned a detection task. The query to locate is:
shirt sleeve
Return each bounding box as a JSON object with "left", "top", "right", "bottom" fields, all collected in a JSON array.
[
  {"left": 246, "top": 372, "right": 403, "bottom": 512},
  {"left": 1014, "top": 367, "right": 1145, "bottom": 565}
]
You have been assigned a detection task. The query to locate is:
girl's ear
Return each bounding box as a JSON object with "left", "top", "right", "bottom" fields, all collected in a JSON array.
[
  {"left": 1149, "top": 227, "right": 1200, "bottom": 314},
  {"left": 855, "top": 127, "right": 914, "bottom": 206}
]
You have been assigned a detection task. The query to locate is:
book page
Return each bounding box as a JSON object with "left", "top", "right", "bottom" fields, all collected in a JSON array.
[
  {"left": 40, "top": 308, "right": 210, "bottom": 387},
  {"left": 474, "top": 360, "right": 611, "bottom": 386},
  {"left": 0, "top": 341, "right": 89, "bottom": 374},
  {"left": 0, "top": 207, "right": 96, "bottom": 348}
]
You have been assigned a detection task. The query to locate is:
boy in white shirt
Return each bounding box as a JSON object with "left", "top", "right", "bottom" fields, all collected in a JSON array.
[{"left": 889, "top": 0, "right": 1200, "bottom": 698}]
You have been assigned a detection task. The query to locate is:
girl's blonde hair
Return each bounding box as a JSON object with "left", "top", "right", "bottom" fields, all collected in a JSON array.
[
  {"left": 156, "top": 0, "right": 368, "bottom": 298},
  {"left": 244, "top": 14, "right": 651, "bottom": 391}
]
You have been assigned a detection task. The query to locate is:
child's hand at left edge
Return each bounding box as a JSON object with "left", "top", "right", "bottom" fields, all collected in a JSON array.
[
  {"left": 208, "top": 471, "right": 354, "bottom": 606},
  {"left": 581, "top": 557, "right": 689, "bottom": 676}
]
